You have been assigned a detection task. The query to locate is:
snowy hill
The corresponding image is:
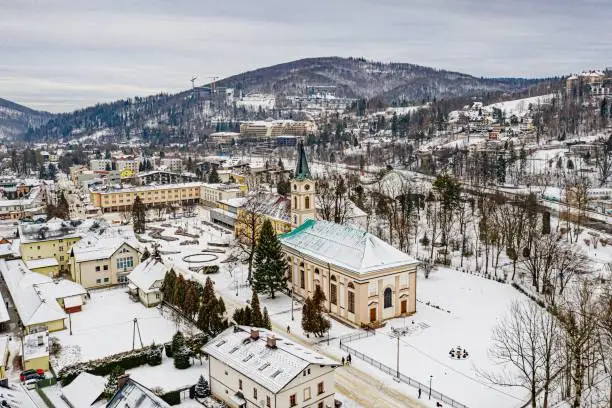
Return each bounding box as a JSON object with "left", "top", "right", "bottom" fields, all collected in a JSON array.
[
  {"left": 0, "top": 98, "right": 52, "bottom": 139},
  {"left": 484, "top": 93, "right": 555, "bottom": 117}
]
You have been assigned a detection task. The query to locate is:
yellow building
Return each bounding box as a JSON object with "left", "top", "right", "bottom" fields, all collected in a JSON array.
[
  {"left": 90, "top": 182, "right": 202, "bottom": 213},
  {"left": 18, "top": 219, "right": 99, "bottom": 276},
  {"left": 0, "top": 335, "right": 8, "bottom": 379},
  {"left": 22, "top": 331, "right": 50, "bottom": 371}
]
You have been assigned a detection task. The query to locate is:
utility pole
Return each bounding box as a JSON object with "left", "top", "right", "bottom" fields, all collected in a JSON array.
[{"left": 389, "top": 326, "right": 410, "bottom": 382}]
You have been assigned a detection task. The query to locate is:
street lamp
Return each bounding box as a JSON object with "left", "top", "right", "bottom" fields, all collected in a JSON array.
[
  {"left": 429, "top": 375, "right": 433, "bottom": 400},
  {"left": 290, "top": 289, "right": 294, "bottom": 321},
  {"left": 390, "top": 326, "right": 410, "bottom": 382}
]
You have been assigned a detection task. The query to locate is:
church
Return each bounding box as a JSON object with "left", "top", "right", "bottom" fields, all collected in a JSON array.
[{"left": 280, "top": 142, "right": 419, "bottom": 327}]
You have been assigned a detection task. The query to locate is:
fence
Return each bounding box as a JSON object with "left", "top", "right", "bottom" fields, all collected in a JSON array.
[{"left": 340, "top": 331, "right": 469, "bottom": 408}]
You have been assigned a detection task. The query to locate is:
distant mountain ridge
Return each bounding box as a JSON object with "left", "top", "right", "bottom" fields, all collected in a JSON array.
[
  {"left": 217, "top": 57, "right": 543, "bottom": 101},
  {"left": 2, "top": 57, "right": 551, "bottom": 141},
  {"left": 0, "top": 98, "right": 53, "bottom": 139}
]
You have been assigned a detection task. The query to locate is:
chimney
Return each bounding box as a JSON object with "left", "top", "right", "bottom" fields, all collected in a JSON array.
[
  {"left": 266, "top": 334, "right": 276, "bottom": 348},
  {"left": 117, "top": 373, "right": 130, "bottom": 390},
  {"left": 250, "top": 328, "right": 259, "bottom": 340}
]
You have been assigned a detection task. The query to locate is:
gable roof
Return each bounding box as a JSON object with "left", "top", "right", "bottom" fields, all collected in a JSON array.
[
  {"left": 62, "top": 372, "right": 105, "bottom": 408},
  {"left": 280, "top": 219, "right": 418, "bottom": 274},
  {"left": 71, "top": 225, "right": 140, "bottom": 263},
  {"left": 127, "top": 258, "right": 168, "bottom": 293},
  {"left": 204, "top": 326, "right": 337, "bottom": 394},
  {"left": 107, "top": 378, "right": 170, "bottom": 408}
]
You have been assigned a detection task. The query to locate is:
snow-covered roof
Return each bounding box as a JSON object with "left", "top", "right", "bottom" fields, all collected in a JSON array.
[
  {"left": 204, "top": 326, "right": 338, "bottom": 394},
  {"left": 23, "top": 330, "right": 49, "bottom": 361},
  {"left": 280, "top": 220, "right": 418, "bottom": 274},
  {"left": 71, "top": 225, "right": 139, "bottom": 263},
  {"left": 107, "top": 378, "right": 170, "bottom": 408},
  {"left": 25, "top": 257, "right": 59, "bottom": 270},
  {"left": 63, "top": 295, "right": 83, "bottom": 309},
  {"left": 224, "top": 192, "right": 291, "bottom": 223},
  {"left": 127, "top": 258, "right": 168, "bottom": 293},
  {"left": 0, "top": 260, "right": 85, "bottom": 326},
  {"left": 18, "top": 218, "right": 105, "bottom": 244},
  {"left": 62, "top": 372, "right": 105, "bottom": 407}
]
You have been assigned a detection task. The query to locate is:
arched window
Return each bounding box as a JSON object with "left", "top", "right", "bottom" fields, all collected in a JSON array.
[
  {"left": 331, "top": 275, "right": 337, "bottom": 281},
  {"left": 384, "top": 288, "right": 393, "bottom": 308},
  {"left": 330, "top": 275, "right": 337, "bottom": 305},
  {"left": 314, "top": 268, "right": 320, "bottom": 274},
  {"left": 294, "top": 196, "right": 298, "bottom": 209},
  {"left": 305, "top": 196, "right": 310, "bottom": 209},
  {"left": 347, "top": 282, "right": 355, "bottom": 289}
]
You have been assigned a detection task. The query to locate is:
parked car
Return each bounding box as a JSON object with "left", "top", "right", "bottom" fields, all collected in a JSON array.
[
  {"left": 24, "top": 373, "right": 43, "bottom": 382},
  {"left": 19, "top": 369, "right": 44, "bottom": 381},
  {"left": 24, "top": 378, "right": 40, "bottom": 390}
]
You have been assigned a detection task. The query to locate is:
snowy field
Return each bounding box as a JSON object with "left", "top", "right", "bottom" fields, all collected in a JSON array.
[
  {"left": 127, "top": 355, "right": 205, "bottom": 391},
  {"left": 347, "top": 268, "right": 528, "bottom": 408},
  {"left": 484, "top": 94, "right": 555, "bottom": 117},
  {"left": 51, "top": 287, "right": 198, "bottom": 370}
]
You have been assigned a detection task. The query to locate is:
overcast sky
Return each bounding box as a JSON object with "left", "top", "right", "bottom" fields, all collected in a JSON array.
[{"left": 1, "top": 0, "right": 611, "bottom": 113}]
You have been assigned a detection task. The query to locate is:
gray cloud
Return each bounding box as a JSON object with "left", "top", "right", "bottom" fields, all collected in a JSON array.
[{"left": 0, "top": 0, "right": 611, "bottom": 112}]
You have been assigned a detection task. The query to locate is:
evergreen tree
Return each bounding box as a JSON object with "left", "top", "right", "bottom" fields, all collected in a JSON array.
[
  {"left": 103, "top": 365, "right": 125, "bottom": 398},
  {"left": 183, "top": 283, "right": 199, "bottom": 319},
  {"left": 250, "top": 291, "right": 263, "bottom": 327},
  {"left": 147, "top": 343, "right": 162, "bottom": 366},
  {"left": 173, "top": 274, "right": 186, "bottom": 306},
  {"left": 140, "top": 247, "right": 150, "bottom": 262},
  {"left": 171, "top": 331, "right": 185, "bottom": 355},
  {"left": 54, "top": 192, "right": 70, "bottom": 220},
  {"left": 132, "top": 196, "right": 146, "bottom": 233},
  {"left": 277, "top": 179, "right": 290, "bottom": 196},
  {"left": 252, "top": 220, "right": 287, "bottom": 299},
  {"left": 232, "top": 308, "right": 245, "bottom": 325},
  {"left": 202, "top": 277, "right": 215, "bottom": 304},
  {"left": 210, "top": 297, "right": 227, "bottom": 335},
  {"left": 243, "top": 306, "right": 252, "bottom": 326},
  {"left": 194, "top": 375, "right": 210, "bottom": 398},
  {"left": 302, "top": 286, "right": 330, "bottom": 337},
  {"left": 208, "top": 167, "right": 221, "bottom": 183},
  {"left": 162, "top": 269, "right": 177, "bottom": 301},
  {"left": 174, "top": 347, "right": 191, "bottom": 369},
  {"left": 262, "top": 307, "right": 272, "bottom": 330}
]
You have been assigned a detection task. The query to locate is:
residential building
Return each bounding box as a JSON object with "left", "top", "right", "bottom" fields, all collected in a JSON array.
[
  {"left": 69, "top": 226, "right": 140, "bottom": 288},
  {"left": 221, "top": 193, "right": 292, "bottom": 237},
  {"left": 107, "top": 376, "right": 171, "bottom": 408},
  {"left": 280, "top": 220, "right": 418, "bottom": 327},
  {"left": 159, "top": 158, "right": 183, "bottom": 172},
  {"left": 0, "top": 259, "right": 87, "bottom": 333},
  {"left": 116, "top": 158, "right": 139, "bottom": 175},
  {"left": 127, "top": 258, "right": 168, "bottom": 307},
  {"left": 137, "top": 170, "right": 198, "bottom": 185},
  {"left": 0, "top": 186, "right": 45, "bottom": 220},
  {"left": 204, "top": 326, "right": 338, "bottom": 408},
  {"left": 61, "top": 372, "right": 105, "bottom": 408},
  {"left": 240, "top": 120, "right": 311, "bottom": 139},
  {"left": 22, "top": 330, "right": 49, "bottom": 371},
  {"left": 18, "top": 218, "right": 103, "bottom": 276},
  {"left": 89, "top": 159, "right": 112, "bottom": 171},
  {"left": 200, "top": 183, "right": 246, "bottom": 207},
  {"left": 89, "top": 182, "right": 201, "bottom": 213}
]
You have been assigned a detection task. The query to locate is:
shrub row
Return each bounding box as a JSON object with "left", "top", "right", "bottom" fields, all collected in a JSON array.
[{"left": 201, "top": 265, "right": 219, "bottom": 274}]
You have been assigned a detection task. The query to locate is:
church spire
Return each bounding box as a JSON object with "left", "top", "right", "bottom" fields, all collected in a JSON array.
[{"left": 294, "top": 140, "right": 311, "bottom": 181}]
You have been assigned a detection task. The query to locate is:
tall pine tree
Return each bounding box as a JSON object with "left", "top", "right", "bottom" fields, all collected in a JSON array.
[
  {"left": 262, "top": 307, "right": 272, "bottom": 330},
  {"left": 252, "top": 220, "right": 287, "bottom": 299},
  {"left": 302, "top": 286, "right": 330, "bottom": 337},
  {"left": 132, "top": 196, "right": 146, "bottom": 233},
  {"left": 250, "top": 291, "right": 263, "bottom": 327},
  {"left": 173, "top": 274, "right": 186, "bottom": 307},
  {"left": 162, "top": 270, "right": 177, "bottom": 302}
]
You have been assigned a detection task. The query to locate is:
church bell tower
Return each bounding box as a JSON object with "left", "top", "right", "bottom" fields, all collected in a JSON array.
[{"left": 290, "top": 140, "right": 316, "bottom": 229}]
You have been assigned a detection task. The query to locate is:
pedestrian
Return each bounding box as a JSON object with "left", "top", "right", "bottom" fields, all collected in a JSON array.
[
  {"left": 341, "top": 357, "right": 345, "bottom": 366},
  {"left": 287, "top": 325, "right": 290, "bottom": 333},
  {"left": 347, "top": 353, "right": 352, "bottom": 365},
  {"left": 418, "top": 388, "right": 421, "bottom": 399}
]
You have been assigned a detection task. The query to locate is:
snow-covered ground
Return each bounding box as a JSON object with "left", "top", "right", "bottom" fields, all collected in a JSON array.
[
  {"left": 51, "top": 287, "right": 198, "bottom": 370},
  {"left": 484, "top": 94, "right": 555, "bottom": 117},
  {"left": 127, "top": 354, "right": 205, "bottom": 392}
]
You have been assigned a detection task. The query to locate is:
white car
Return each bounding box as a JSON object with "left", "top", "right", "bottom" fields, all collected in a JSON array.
[{"left": 24, "top": 378, "right": 39, "bottom": 390}]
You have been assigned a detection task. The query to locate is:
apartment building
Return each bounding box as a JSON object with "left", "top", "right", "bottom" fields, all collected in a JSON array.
[
  {"left": 89, "top": 159, "right": 112, "bottom": 171},
  {"left": 240, "top": 120, "right": 311, "bottom": 139},
  {"left": 89, "top": 182, "right": 202, "bottom": 213},
  {"left": 204, "top": 327, "right": 338, "bottom": 408},
  {"left": 159, "top": 158, "right": 183, "bottom": 172},
  {"left": 200, "top": 183, "right": 246, "bottom": 206}
]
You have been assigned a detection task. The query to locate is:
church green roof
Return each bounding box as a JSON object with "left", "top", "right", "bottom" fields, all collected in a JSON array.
[{"left": 294, "top": 140, "right": 311, "bottom": 181}]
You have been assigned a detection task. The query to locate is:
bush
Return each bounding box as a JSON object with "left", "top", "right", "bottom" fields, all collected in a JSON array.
[
  {"left": 147, "top": 345, "right": 162, "bottom": 366},
  {"left": 161, "top": 390, "right": 181, "bottom": 405},
  {"left": 201, "top": 265, "right": 219, "bottom": 274},
  {"left": 174, "top": 348, "right": 191, "bottom": 370}
]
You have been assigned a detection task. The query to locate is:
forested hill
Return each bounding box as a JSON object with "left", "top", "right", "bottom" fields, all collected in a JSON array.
[
  {"left": 0, "top": 98, "right": 53, "bottom": 139},
  {"left": 8, "top": 57, "right": 555, "bottom": 142}
]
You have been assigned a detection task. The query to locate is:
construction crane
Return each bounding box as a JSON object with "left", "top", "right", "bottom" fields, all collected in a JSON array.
[
  {"left": 203, "top": 76, "right": 219, "bottom": 93},
  {"left": 190, "top": 75, "right": 198, "bottom": 90}
]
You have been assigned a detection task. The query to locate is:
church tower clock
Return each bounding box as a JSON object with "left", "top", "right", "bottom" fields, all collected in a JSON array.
[{"left": 290, "top": 140, "right": 316, "bottom": 229}]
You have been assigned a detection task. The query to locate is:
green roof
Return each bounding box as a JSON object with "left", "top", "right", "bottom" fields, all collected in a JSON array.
[{"left": 294, "top": 140, "right": 311, "bottom": 181}]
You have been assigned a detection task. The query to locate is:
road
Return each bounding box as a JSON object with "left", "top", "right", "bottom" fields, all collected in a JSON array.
[{"left": 220, "top": 295, "right": 428, "bottom": 408}]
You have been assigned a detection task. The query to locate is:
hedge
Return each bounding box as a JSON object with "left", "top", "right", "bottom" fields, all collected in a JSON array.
[
  {"left": 36, "top": 388, "right": 57, "bottom": 408},
  {"left": 161, "top": 390, "right": 181, "bottom": 405},
  {"left": 201, "top": 265, "right": 219, "bottom": 274}
]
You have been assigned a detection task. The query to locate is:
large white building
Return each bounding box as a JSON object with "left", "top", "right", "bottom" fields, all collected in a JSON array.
[
  {"left": 89, "top": 159, "right": 112, "bottom": 171},
  {"left": 204, "top": 326, "right": 339, "bottom": 408}
]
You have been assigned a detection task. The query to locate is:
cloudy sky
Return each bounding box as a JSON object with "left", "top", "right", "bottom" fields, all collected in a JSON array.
[{"left": 1, "top": 0, "right": 611, "bottom": 113}]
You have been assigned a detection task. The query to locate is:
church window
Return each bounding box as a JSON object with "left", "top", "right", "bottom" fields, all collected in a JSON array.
[
  {"left": 305, "top": 196, "right": 310, "bottom": 209},
  {"left": 384, "top": 288, "right": 393, "bottom": 308},
  {"left": 348, "top": 291, "right": 355, "bottom": 313}
]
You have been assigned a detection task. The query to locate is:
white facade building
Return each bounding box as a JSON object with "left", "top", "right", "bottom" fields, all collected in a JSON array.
[
  {"left": 89, "top": 159, "right": 112, "bottom": 171},
  {"left": 204, "top": 326, "right": 338, "bottom": 408},
  {"left": 159, "top": 158, "right": 183, "bottom": 172}
]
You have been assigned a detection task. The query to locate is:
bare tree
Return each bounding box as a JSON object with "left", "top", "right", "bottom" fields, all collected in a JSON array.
[
  {"left": 316, "top": 174, "right": 351, "bottom": 225},
  {"left": 595, "top": 136, "right": 612, "bottom": 187},
  {"left": 487, "top": 300, "right": 561, "bottom": 408},
  {"left": 564, "top": 174, "right": 591, "bottom": 243},
  {"left": 235, "top": 193, "right": 265, "bottom": 283}
]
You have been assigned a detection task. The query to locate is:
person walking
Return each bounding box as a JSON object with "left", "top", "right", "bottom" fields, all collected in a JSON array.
[
  {"left": 341, "top": 357, "right": 345, "bottom": 366},
  {"left": 286, "top": 325, "right": 290, "bottom": 333},
  {"left": 347, "top": 353, "right": 352, "bottom": 365},
  {"left": 418, "top": 388, "right": 421, "bottom": 399}
]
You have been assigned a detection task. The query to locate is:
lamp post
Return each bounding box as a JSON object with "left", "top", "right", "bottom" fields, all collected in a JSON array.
[
  {"left": 290, "top": 289, "right": 294, "bottom": 321},
  {"left": 390, "top": 327, "right": 410, "bottom": 382},
  {"left": 429, "top": 375, "right": 433, "bottom": 400}
]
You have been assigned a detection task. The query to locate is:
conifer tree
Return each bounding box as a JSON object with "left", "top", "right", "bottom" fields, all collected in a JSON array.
[
  {"left": 202, "top": 277, "right": 215, "bottom": 304},
  {"left": 250, "top": 291, "right": 263, "bottom": 327},
  {"left": 194, "top": 375, "right": 210, "bottom": 398},
  {"left": 252, "top": 220, "right": 288, "bottom": 299},
  {"left": 208, "top": 167, "right": 221, "bottom": 183},
  {"left": 174, "top": 347, "right": 191, "bottom": 369},
  {"left": 183, "top": 283, "right": 199, "bottom": 319},
  {"left": 262, "top": 307, "right": 272, "bottom": 330},
  {"left": 162, "top": 270, "right": 177, "bottom": 302},
  {"left": 302, "top": 286, "right": 330, "bottom": 337},
  {"left": 54, "top": 192, "right": 70, "bottom": 220},
  {"left": 210, "top": 297, "right": 228, "bottom": 335},
  {"left": 173, "top": 274, "right": 186, "bottom": 307},
  {"left": 132, "top": 196, "right": 146, "bottom": 233},
  {"left": 147, "top": 343, "right": 162, "bottom": 366},
  {"left": 140, "top": 247, "right": 150, "bottom": 262},
  {"left": 103, "top": 365, "right": 125, "bottom": 398},
  {"left": 171, "top": 331, "right": 185, "bottom": 355}
]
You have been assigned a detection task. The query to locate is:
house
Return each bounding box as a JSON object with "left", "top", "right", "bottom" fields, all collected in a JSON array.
[
  {"left": 204, "top": 326, "right": 339, "bottom": 408},
  {"left": 61, "top": 372, "right": 106, "bottom": 408},
  {"left": 69, "top": 226, "right": 140, "bottom": 288},
  {"left": 280, "top": 219, "right": 419, "bottom": 327},
  {"left": 18, "top": 218, "right": 106, "bottom": 276},
  {"left": 22, "top": 330, "right": 49, "bottom": 371},
  {"left": 127, "top": 258, "right": 168, "bottom": 307},
  {"left": 0, "top": 259, "right": 87, "bottom": 333},
  {"left": 107, "top": 376, "right": 171, "bottom": 408},
  {"left": 25, "top": 257, "right": 60, "bottom": 276}
]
